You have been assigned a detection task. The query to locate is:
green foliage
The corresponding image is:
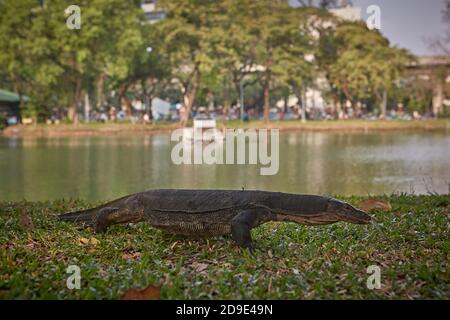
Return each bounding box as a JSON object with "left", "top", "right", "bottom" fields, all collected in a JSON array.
[
  {"left": 0, "top": 0, "right": 147, "bottom": 120},
  {"left": 318, "top": 21, "right": 414, "bottom": 107},
  {"left": 154, "top": 0, "right": 225, "bottom": 123},
  {"left": 390, "top": 80, "right": 433, "bottom": 114},
  {"left": 0, "top": 0, "right": 416, "bottom": 122}
]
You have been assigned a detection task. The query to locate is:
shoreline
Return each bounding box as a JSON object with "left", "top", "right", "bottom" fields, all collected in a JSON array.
[{"left": 1, "top": 119, "right": 449, "bottom": 137}]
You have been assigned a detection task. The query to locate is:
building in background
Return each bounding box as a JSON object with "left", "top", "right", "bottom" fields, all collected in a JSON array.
[
  {"left": 141, "top": 0, "right": 166, "bottom": 23},
  {"left": 0, "top": 89, "right": 27, "bottom": 125},
  {"left": 329, "top": 0, "right": 362, "bottom": 21}
]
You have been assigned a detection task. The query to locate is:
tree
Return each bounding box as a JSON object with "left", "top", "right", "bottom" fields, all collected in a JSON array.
[
  {"left": 205, "top": 2, "right": 325, "bottom": 123},
  {"left": 156, "top": 0, "right": 221, "bottom": 126},
  {"left": 390, "top": 78, "right": 433, "bottom": 114},
  {"left": 0, "top": 0, "right": 61, "bottom": 120},
  {"left": 157, "top": 0, "right": 316, "bottom": 124},
  {"left": 317, "top": 21, "right": 413, "bottom": 117},
  {"left": 1, "top": 0, "right": 147, "bottom": 123},
  {"left": 68, "top": 0, "right": 146, "bottom": 121},
  {"left": 110, "top": 25, "right": 171, "bottom": 119},
  {"left": 205, "top": 0, "right": 258, "bottom": 120},
  {"left": 275, "top": 7, "right": 332, "bottom": 121},
  {"left": 250, "top": 2, "right": 317, "bottom": 123}
]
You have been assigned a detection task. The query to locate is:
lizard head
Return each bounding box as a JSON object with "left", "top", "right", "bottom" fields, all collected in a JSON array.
[{"left": 326, "top": 199, "right": 372, "bottom": 224}]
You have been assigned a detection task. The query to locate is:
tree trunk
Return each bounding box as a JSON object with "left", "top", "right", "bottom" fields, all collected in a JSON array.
[
  {"left": 380, "top": 90, "right": 387, "bottom": 119},
  {"left": 119, "top": 84, "right": 132, "bottom": 117},
  {"left": 141, "top": 79, "right": 152, "bottom": 122},
  {"left": 262, "top": 49, "right": 273, "bottom": 124},
  {"left": 67, "top": 104, "right": 76, "bottom": 123},
  {"left": 432, "top": 78, "right": 444, "bottom": 117},
  {"left": 331, "top": 95, "right": 339, "bottom": 119},
  {"left": 68, "top": 78, "right": 82, "bottom": 125},
  {"left": 180, "top": 73, "right": 199, "bottom": 127},
  {"left": 17, "top": 89, "right": 24, "bottom": 124},
  {"left": 148, "top": 97, "right": 153, "bottom": 122},
  {"left": 263, "top": 83, "right": 270, "bottom": 124},
  {"left": 222, "top": 77, "right": 232, "bottom": 123},
  {"left": 180, "top": 86, "right": 197, "bottom": 127},
  {"left": 223, "top": 99, "right": 230, "bottom": 122},
  {"left": 84, "top": 92, "right": 90, "bottom": 123},
  {"left": 283, "top": 94, "right": 289, "bottom": 113},
  {"left": 301, "top": 88, "right": 307, "bottom": 123},
  {"left": 233, "top": 80, "right": 242, "bottom": 118},
  {"left": 96, "top": 73, "right": 106, "bottom": 110}
]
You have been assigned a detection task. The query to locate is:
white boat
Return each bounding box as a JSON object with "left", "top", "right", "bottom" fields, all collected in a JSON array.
[{"left": 183, "top": 119, "right": 224, "bottom": 142}]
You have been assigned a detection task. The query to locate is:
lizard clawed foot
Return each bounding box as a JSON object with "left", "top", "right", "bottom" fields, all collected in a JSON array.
[
  {"left": 246, "top": 244, "right": 256, "bottom": 255},
  {"left": 92, "top": 213, "right": 109, "bottom": 233},
  {"left": 237, "top": 242, "right": 255, "bottom": 255},
  {"left": 93, "top": 221, "right": 108, "bottom": 233}
]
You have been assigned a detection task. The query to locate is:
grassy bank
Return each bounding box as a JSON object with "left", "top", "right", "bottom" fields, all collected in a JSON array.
[
  {"left": 0, "top": 194, "right": 448, "bottom": 299},
  {"left": 2, "top": 119, "right": 449, "bottom": 137}
]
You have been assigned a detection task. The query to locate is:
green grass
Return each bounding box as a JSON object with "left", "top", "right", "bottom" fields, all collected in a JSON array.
[{"left": 0, "top": 194, "right": 448, "bottom": 299}]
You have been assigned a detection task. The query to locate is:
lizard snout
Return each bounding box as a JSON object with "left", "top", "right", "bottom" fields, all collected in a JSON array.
[{"left": 327, "top": 199, "right": 372, "bottom": 224}]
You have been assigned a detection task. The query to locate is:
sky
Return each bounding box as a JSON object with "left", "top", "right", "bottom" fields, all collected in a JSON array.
[{"left": 289, "top": 0, "right": 449, "bottom": 56}]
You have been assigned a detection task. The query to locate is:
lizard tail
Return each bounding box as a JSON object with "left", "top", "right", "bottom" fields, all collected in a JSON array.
[{"left": 58, "top": 207, "right": 98, "bottom": 224}]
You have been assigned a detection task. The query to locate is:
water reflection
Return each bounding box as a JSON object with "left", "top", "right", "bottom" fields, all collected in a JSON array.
[{"left": 0, "top": 132, "right": 448, "bottom": 201}]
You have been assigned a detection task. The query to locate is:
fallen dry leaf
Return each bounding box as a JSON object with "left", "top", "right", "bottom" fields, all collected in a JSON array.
[
  {"left": 119, "top": 284, "right": 161, "bottom": 300},
  {"left": 170, "top": 241, "right": 179, "bottom": 250},
  {"left": 89, "top": 237, "right": 100, "bottom": 245},
  {"left": 19, "top": 208, "right": 34, "bottom": 231},
  {"left": 190, "top": 262, "right": 208, "bottom": 272},
  {"left": 122, "top": 250, "right": 141, "bottom": 260},
  {"left": 4, "top": 242, "right": 14, "bottom": 250},
  {"left": 267, "top": 277, "right": 272, "bottom": 294},
  {"left": 358, "top": 199, "right": 392, "bottom": 212},
  {"left": 25, "top": 241, "right": 36, "bottom": 250},
  {"left": 267, "top": 250, "right": 273, "bottom": 258},
  {"left": 24, "top": 236, "right": 39, "bottom": 250},
  {"left": 306, "top": 290, "right": 316, "bottom": 300},
  {"left": 77, "top": 237, "right": 100, "bottom": 246},
  {"left": 78, "top": 237, "right": 89, "bottom": 245}
]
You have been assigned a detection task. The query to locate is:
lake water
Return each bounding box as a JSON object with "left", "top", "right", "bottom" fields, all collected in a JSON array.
[{"left": 0, "top": 132, "right": 449, "bottom": 201}]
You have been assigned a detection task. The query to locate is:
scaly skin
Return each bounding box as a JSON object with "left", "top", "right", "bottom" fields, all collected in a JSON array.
[{"left": 58, "top": 189, "right": 371, "bottom": 249}]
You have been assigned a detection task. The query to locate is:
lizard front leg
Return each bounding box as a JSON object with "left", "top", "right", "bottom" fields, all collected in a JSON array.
[
  {"left": 230, "top": 208, "right": 271, "bottom": 250},
  {"left": 93, "top": 207, "right": 119, "bottom": 233}
]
